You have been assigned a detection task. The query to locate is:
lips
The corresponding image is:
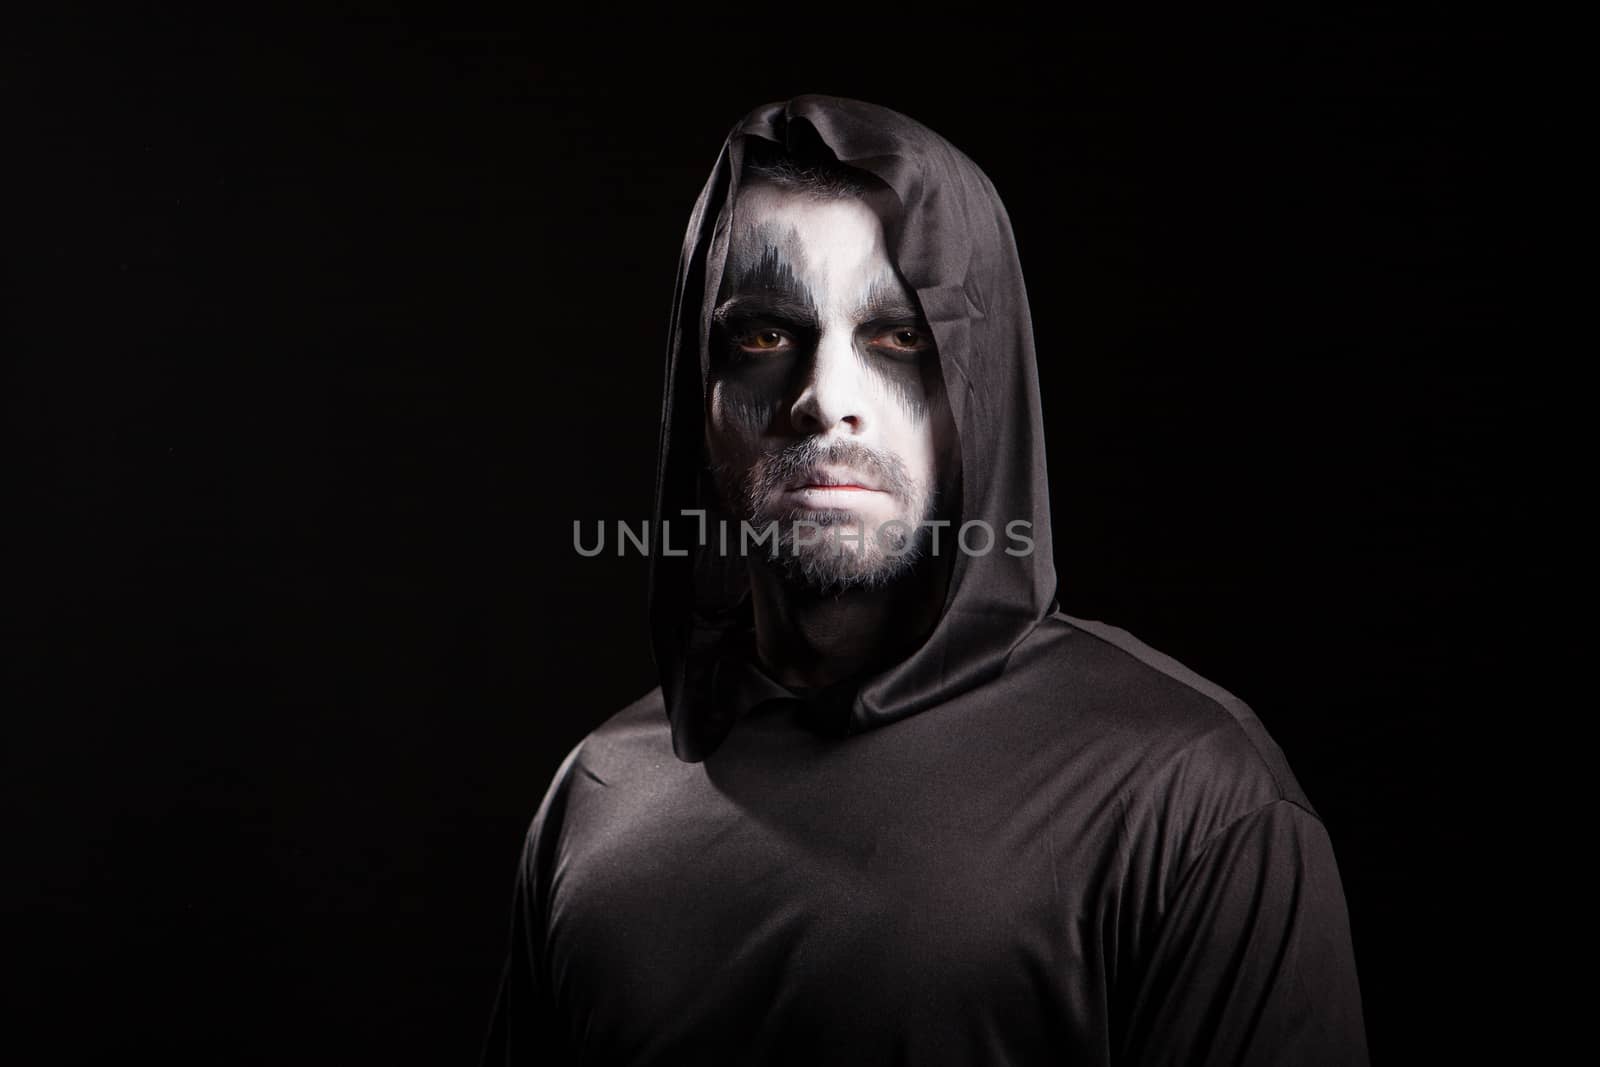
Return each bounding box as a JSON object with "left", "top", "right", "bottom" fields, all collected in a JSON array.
[{"left": 786, "top": 467, "right": 883, "bottom": 493}]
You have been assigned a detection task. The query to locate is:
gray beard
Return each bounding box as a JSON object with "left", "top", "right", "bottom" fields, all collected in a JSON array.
[{"left": 710, "top": 438, "right": 938, "bottom": 595}]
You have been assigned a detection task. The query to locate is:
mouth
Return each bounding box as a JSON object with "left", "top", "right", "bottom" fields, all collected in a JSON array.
[{"left": 785, "top": 467, "right": 884, "bottom": 493}]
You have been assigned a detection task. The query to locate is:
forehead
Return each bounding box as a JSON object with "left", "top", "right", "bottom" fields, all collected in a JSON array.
[{"left": 724, "top": 181, "right": 899, "bottom": 297}]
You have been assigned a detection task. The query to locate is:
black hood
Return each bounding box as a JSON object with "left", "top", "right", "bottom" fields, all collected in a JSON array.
[{"left": 650, "top": 95, "right": 1058, "bottom": 762}]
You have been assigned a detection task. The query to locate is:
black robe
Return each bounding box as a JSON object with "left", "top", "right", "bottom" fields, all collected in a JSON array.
[{"left": 483, "top": 95, "right": 1368, "bottom": 1066}]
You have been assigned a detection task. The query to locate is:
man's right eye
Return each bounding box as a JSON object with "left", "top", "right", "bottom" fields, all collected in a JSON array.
[{"left": 735, "top": 328, "right": 792, "bottom": 354}]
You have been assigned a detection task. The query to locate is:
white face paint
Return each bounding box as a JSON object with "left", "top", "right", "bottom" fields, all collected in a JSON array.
[{"left": 706, "top": 179, "right": 959, "bottom": 591}]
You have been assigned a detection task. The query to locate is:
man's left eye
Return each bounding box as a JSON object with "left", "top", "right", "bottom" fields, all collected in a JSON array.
[{"left": 872, "top": 328, "right": 932, "bottom": 353}]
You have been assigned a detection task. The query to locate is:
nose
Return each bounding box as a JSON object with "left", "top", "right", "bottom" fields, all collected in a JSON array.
[{"left": 790, "top": 328, "right": 868, "bottom": 436}]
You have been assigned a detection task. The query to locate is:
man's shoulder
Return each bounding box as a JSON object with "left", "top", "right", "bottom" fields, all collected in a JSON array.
[
  {"left": 550, "top": 686, "right": 677, "bottom": 792},
  {"left": 590, "top": 685, "right": 670, "bottom": 739},
  {"left": 1009, "top": 612, "right": 1315, "bottom": 817}
]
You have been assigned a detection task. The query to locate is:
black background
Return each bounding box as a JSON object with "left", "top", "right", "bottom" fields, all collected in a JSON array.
[{"left": 6, "top": 17, "right": 1546, "bottom": 1065}]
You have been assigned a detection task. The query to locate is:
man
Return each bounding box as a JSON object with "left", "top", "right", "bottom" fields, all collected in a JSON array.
[{"left": 483, "top": 95, "right": 1369, "bottom": 1065}]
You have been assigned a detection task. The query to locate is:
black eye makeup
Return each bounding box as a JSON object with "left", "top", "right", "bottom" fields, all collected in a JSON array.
[
  {"left": 729, "top": 324, "right": 800, "bottom": 357},
  {"left": 713, "top": 309, "right": 818, "bottom": 365},
  {"left": 861, "top": 322, "right": 935, "bottom": 360},
  {"left": 712, "top": 234, "right": 937, "bottom": 373},
  {"left": 737, "top": 327, "right": 791, "bottom": 353}
]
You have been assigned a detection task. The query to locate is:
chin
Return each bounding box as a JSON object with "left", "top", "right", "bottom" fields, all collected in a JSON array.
[
  {"left": 762, "top": 511, "right": 927, "bottom": 594},
  {"left": 771, "top": 548, "right": 919, "bottom": 594}
]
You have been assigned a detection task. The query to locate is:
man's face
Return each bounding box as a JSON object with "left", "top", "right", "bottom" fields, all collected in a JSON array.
[{"left": 706, "top": 178, "right": 958, "bottom": 591}]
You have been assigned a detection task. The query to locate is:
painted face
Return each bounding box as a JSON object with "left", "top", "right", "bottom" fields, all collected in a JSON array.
[{"left": 705, "top": 178, "right": 958, "bottom": 591}]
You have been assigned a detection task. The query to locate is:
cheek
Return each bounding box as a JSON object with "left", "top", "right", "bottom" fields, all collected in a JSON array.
[
  {"left": 882, "top": 363, "right": 957, "bottom": 493},
  {"left": 878, "top": 401, "right": 939, "bottom": 484},
  {"left": 869, "top": 359, "right": 931, "bottom": 421},
  {"left": 911, "top": 360, "right": 958, "bottom": 480},
  {"left": 869, "top": 363, "right": 937, "bottom": 465},
  {"left": 707, "top": 379, "right": 769, "bottom": 462},
  {"left": 910, "top": 418, "right": 940, "bottom": 484}
]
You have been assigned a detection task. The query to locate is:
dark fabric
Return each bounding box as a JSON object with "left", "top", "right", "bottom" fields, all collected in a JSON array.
[{"left": 482, "top": 95, "right": 1368, "bottom": 1065}]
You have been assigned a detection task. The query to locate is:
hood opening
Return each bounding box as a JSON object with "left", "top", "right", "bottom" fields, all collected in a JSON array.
[{"left": 650, "top": 95, "right": 1059, "bottom": 762}]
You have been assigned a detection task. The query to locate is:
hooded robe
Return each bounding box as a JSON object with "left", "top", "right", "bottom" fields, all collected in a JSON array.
[{"left": 483, "top": 95, "right": 1369, "bottom": 1066}]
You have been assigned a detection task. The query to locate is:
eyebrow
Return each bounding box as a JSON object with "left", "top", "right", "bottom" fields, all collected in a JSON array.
[
  {"left": 714, "top": 233, "right": 821, "bottom": 328},
  {"left": 854, "top": 275, "right": 925, "bottom": 325},
  {"left": 713, "top": 291, "right": 818, "bottom": 329},
  {"left": 713, "top": 227, "right": 928, "bottom": 329}
]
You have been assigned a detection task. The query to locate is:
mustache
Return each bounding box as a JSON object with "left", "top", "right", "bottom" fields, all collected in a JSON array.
[{"left": 747, "top": 438, "right": 916, "bottom": 505}]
